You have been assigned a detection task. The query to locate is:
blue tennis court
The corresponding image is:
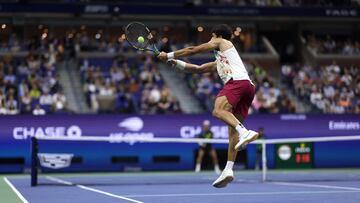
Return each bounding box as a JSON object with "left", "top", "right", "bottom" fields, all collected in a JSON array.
[{"left": 4, "top": 170, "right": 360, "bottom": 203}]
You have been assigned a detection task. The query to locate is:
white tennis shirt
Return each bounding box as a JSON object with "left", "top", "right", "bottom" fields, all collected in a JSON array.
[{"left": 214, "top": 46, "right": 251, "bottom": 83}]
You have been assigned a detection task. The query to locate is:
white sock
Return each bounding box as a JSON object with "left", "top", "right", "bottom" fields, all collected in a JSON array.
[
  {"left": 214, "top": 164, "right": 220, "bottom": 171},
  {"left": 224, "top": 161, "right": 234, "bottom": 170},
  {"left": 195, "top": 163, "right": 201, "bottom": 172},
  {"left": 235, "top": 123, "right": 247, "bottom": 136}
]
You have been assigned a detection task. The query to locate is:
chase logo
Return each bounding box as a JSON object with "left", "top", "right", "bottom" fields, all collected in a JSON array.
[{"left": 118, "top": 117, "right": 144, "bottom": 132}]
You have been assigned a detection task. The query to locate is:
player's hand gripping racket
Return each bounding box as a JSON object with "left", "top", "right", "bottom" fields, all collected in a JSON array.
[{"left": 125, "top": 22, "right": 160, "bottom": 55}]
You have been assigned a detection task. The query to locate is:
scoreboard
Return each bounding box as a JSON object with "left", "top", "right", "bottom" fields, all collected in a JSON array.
[{"left": 275, "top": 142, "right": 313, "bottom": 169}]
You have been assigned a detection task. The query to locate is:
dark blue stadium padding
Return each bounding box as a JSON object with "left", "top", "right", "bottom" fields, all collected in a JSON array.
[{"left": 31, "top": 137, "right": 38, "bottom": 186}]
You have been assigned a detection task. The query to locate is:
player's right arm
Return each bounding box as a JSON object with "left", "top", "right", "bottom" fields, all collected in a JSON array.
[{"left": 168, "top": 59, "right": 216, "bottom": 73}]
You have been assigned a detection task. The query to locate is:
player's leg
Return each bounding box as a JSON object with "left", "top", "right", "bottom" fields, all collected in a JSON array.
[
  {"left": 212, "top": 96, "right": 240, "bottom": 128},
  {"left": 227, "top": 124, "right": 239, "bottom": 162},
  {"left": 232, "top": 82, "right": 258, "bottom": 150},
  {"left": 212, "top": 120, "right": 243, "bottom": 188},
  {"left": 195, "top": 148, "right": 205, "bottom": 172},
  {"left": 225, "top": 113, "right": 244, "bottom": 167},
  {"left": 213, "top": 95, "right": 258, "bottom": 150},
  {"left": 209, "top": 148, "right": 220, "bottom": 174},
  {"left": 212, "top": 125, "right": 237, "bottom": 188}
]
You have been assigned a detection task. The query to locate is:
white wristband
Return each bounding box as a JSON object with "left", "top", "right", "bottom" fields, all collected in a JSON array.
[
  {"left": 175, "top": 60, "right": 186, "bottom": 70},
  {"left": 167, "top": 52, "right": 175, "bottom": 59}
]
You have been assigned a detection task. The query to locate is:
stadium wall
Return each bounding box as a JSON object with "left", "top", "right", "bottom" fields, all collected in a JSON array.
[{"left": 0, "top": 114, "right": 359, "bottom": 173}]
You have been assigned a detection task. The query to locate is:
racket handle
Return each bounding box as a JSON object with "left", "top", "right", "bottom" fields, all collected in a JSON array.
[{"left": 153, "top": 46, "right": 160, "bottom": 55}]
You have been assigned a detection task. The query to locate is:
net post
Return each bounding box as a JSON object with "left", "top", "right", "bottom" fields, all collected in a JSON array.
[
  {"left": 261, "top": 140, "right": 267, "bottom": 182},
  {"left": 31, "top": 136, "right": 38, "bottom": 187}
]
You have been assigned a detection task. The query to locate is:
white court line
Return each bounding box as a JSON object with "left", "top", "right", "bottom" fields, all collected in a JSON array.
[
  {"left": 271, "top": 182, "right": 360, "bottom": 191},
  {"left": 3, "top": 177, "right": 29, "bottom": 203},
  {"left": 45, "top": 176, "right": 143, "bottom": 203},
  {"left": 125, "top": 190, "right": 360, "bottom": 198}
]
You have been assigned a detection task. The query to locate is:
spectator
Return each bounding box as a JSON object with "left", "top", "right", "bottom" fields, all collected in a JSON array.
[
  {"left": 39, "top": 91, "right": 53, "bottom": 106},
  {"left": 0, "top": 102, "right": 7, "bottom": 114},
  {"left": 6, "top": 95, "right": 18, "bottom": 112},
  {"left": 33, "top": 104, "right": 46, "bottom": 115},
  {"left": 29, "top": 84, "right": 41, "bottom": 99},
  {"left": 53, "top": 90, "right": 67, "bottom": 112}
]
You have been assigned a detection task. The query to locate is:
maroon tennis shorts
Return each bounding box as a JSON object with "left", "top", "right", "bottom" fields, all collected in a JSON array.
[{"left": 216, "top": 79, "right": 255, "bottom": 119}]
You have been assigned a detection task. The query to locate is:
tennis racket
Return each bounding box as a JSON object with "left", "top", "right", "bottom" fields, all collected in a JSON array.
[{"left": 125, "top": 22, "right": 160, "bottom": 55}]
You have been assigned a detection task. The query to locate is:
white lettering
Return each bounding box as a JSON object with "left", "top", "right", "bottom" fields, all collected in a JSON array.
[
  {"left": 295, "top": 147, "right": 311, "bottom": 153},
  {"left": 35, "top": 128, "right": 45, "bottom": 137},
  {"left": 12, "top": 126, "right": 83, "bottom": 140},
  {"left": 23, "top": 127, "right": 35, "bottom": 139},
  {"left": 84, "top": 5, "right": 109, "bottom": 13},
  {"left": 67, "top": 125, "right": 82, "bottom": 137},
  {"left": 326, "top": 9, "right": 357, "bottom": 17},
  {"left": 280, "top": 114, "right": 306, "bottom": 120},
  {"left": 180, "top": 125, "right": 228, "bottom": 139},
  {"left": 109, "top": 133, "right": 154, "bottom": 145},
  {"left": 329, "top": 121, "right": 360, "bottom": 130}
]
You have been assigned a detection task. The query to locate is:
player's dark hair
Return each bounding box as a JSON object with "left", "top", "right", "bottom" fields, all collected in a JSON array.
[{"left": 211, "top": 24, "right": 232, "bottom": 40}]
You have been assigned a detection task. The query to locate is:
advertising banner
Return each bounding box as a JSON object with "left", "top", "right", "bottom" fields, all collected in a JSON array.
[{"left": 0, "top": 114, "right": 359, "bottom": 172}]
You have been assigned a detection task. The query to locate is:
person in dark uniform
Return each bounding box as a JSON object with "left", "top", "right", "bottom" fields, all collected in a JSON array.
[
  {"left": 195, "top": 120, "right": 221, "bottom": 174},
  {"left": 255, "top": 127, "right": 265, "bottom": 170}
]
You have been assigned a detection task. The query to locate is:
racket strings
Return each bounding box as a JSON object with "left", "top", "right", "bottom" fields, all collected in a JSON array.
[{"left": 125, "top": 22, "right": 150, "bottom": 50}]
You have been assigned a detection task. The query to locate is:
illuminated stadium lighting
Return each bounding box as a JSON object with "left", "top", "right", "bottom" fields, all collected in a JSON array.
[
  {"left": 234, "top": 30, "right": 240, "bottom": 36},
  {"left": 162, "top": 37, "right": 168, "bottom": 43},
  {"left": 197, "top": 26, "right": 204, "bottom": 32},
  {"left": 236, "top": 27, "right": 242, "bottom": 32},
  {"left": 1, "top": 24, "right": 6, "bottom": 29},
  {"left": 95, "top": 33, "right": 101, "bottom": 39},
  {"left": 41, "top": 33, "right": 47, "bottom": 40}
]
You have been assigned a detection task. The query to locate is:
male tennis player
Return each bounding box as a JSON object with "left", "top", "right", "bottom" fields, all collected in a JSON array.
[{"left": 158, "top": 24, "right": 259, "bottom": 188}]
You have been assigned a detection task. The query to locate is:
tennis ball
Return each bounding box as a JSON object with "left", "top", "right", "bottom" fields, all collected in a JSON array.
[{"left": 137, "top": 36, "right": 145, "bottom": 43}]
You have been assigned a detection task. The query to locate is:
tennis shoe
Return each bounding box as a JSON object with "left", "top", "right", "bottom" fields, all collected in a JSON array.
[
  {"left": 212, "top": 169, "right": 234, "bottom": 188},
  {"left": 235, "top": 130, "right": 259, "bottom": 151}
]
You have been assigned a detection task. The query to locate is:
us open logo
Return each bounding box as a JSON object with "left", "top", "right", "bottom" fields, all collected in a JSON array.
[
  {"left": 118, "top": 117, "right": 144, "bottom": 131},
  {"left": 109, "top": 117, "right": 154, "bottom": 145}
]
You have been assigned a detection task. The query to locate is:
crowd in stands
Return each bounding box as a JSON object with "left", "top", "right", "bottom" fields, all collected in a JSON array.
[
  {"left": 75, "top": 31, "right": 266, "bottom": 55},
  {"left": 306, "top": 35, "right": 360, "bottom": 55},
  {"left": 0, "top": 50, "right": 67, "bottom": 115},
  {"left": 1, "top": 26, "right": 359, "bottom": 116},
  {"left": 185, "top": 61, "right": 296, "bottom": 114},
  {"left": 282, "top": 63, "right": 360, "bottom": 113},
  {"left": 81, "top": 54, "right": 181, "bottom": 114}
]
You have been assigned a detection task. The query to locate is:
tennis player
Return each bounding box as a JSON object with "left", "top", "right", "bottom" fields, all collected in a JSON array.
[{"left": 158, "top": 24, "right": 259, "bottom": 188}]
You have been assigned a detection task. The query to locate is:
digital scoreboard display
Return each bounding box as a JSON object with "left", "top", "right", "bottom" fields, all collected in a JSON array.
[{"left": 275, "top": 142, "right": 313, "bottom": 169}]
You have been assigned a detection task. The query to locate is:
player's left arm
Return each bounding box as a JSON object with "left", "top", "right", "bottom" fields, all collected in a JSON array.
[
  {"left": 158, "top": 38, "right": 220, "bottom": 61},
  {"left": 168, "top": 59, "right": 216, "bottom": 73}
]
